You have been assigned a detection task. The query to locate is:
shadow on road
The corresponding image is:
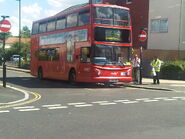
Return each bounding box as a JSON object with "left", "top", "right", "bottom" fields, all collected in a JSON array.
[{"left": 0, "top": 77, "right": 126, "bottom": 89}]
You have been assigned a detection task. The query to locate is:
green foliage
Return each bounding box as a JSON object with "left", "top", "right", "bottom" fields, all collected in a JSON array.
[
  {"left": 0, "top": 32, "right": 12, "bottom": 40},
  {"left": 20, "top": 26, "right": 31, "bottom": 38},
  {"left": 4, "top": 41, "right": 30, "bottom": 61},
  {"left": 161, "top": 61, "right": 185, "bottom": 80}
]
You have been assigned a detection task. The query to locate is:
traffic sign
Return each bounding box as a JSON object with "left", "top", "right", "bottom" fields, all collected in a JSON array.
[
  {"left": 138, "top": 30, "right": 147, "bottom": 42},
  {"left": 0, "top": 20, "right": 11, "bottom": 32}
]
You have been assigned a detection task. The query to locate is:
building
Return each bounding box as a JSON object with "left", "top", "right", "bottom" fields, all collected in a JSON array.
[
  {"left": 107, "top": 0, "right": 185, "bottom": 60},
  {"left": 0, "top": 37, "right": 30, "bottom": 49}
]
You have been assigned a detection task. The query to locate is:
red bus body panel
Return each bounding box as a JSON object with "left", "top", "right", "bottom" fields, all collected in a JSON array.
[{"left": 30, "top": 3, "right": 133, "bottom": 83}]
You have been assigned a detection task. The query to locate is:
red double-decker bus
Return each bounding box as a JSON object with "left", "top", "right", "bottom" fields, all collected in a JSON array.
[{"left": 31, "top": 0, "right": 133, "bottom": 85}]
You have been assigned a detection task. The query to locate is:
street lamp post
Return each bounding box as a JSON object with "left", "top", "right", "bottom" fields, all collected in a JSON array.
[{"left": 17, "top": 0, "right": 21, "bottom": 68}]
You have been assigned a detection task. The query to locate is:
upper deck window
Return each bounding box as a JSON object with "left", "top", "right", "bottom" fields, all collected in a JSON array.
[
  {"left": 126, "top": 0, "right": 132, "bottom": 4},
  {"left": 47, "top": 20, "right": 56, "bottom": 32},
  {"left": 92, "top": 0, "right": 103, "bottom": 4},
  {"left": 39, "top": 23, "right": 47, "bottom": 33},
  {"left": 94, "top": 7, "right": 130, "bottom": 27},
  {"left": 32, "top": 22, "right": 39, "bottom": 35},
  {"left": 56, "top": 18, "right": 66, "bottom": 30},
  {"left": 114, "top": 8, "right": 130, "bottom": 27},
  {"left": 67, "top": 13, "right": 78, "bottom": 28},
  {"left": 78, "top": 11, "right": 90, "bottom": 26}
]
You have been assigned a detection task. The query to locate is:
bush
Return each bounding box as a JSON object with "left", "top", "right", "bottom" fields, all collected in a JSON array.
[{"left": 161, "top": 61, "right": 185, "bottom": 80}]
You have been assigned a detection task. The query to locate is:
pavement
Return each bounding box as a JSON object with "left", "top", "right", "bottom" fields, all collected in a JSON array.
[{"left": 0, "top": 66, "right": 185, "bottom": 106}]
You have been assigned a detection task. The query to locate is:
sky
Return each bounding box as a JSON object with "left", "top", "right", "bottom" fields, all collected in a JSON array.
[{"left": 0, "top": 0, "right": 88, "bottom": 36}]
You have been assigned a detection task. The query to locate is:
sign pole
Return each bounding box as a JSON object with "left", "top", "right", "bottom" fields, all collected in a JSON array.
[
  {"left": 0, "top": 15, "right": 11, "bottom": 88},
  {"left": 139, "top": 46, "right": 143, "bottom": 84},
  {"left": 138, "top": 29, "right": 147, "bottom": 85},
  {"left": 2, "top": 32, "right": 6, "bottom": 87}
]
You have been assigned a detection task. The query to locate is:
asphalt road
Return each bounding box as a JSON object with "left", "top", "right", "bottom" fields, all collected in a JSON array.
[{"left": 1, "top": 69, "right": 185, "bottom": 139}]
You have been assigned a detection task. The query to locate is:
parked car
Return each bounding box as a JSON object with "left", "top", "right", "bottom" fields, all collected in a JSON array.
[{"left": 11, "top": 55, "right": 20, "bottom": 62}]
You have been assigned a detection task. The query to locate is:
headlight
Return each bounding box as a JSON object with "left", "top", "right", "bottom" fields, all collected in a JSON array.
[{"left": 95, "top": 69, "right": 101, "bottom": 76}]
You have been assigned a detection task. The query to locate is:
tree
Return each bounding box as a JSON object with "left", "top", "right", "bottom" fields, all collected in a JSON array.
[
  {"left": 0, "top": 32, "right": 12, "bottom": 40},
  {"left": 20, "top": 26, "right": 31, "bottom": 38}
]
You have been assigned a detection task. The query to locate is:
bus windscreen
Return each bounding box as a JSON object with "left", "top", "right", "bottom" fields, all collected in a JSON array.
[{"left": 94, "top": 7, "right": 130, "bottom": 27}]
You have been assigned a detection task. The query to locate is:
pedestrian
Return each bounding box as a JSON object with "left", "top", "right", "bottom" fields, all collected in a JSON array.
[
  {"left": 150, "top": 56, "right": 163, "bottom": 84},
  {"left": 131, "top": 54, "right": 141, "bottom": 84}
]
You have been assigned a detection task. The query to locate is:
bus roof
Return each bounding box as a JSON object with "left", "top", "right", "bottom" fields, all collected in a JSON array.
[
  {"left": 33, "top": 3, "right": 129, "bottom": 23},
  {"left": 55, "top": 3, "right": 89, "bottom": 16}
]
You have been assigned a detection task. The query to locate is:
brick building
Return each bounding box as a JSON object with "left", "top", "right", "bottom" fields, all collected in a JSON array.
[{"left": 0, "top": 37, "right": 30, "bottom": 49}]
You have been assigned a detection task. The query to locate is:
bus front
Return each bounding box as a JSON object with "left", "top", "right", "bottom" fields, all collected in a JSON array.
[{"left": 90, "top": 4, "right": 132, "bottom": 83}]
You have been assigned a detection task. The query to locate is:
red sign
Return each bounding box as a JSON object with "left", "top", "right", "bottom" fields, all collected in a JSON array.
[
  {"left": 0, "top": 20, "right": 11, "bottom": 32},
  {"left": 138, "top": 30, "right": 147, "bottom": 42}
]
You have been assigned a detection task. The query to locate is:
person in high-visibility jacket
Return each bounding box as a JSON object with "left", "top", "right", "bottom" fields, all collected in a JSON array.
[{"left": 150, "top": 56, "right": 163, "bottom": 84}]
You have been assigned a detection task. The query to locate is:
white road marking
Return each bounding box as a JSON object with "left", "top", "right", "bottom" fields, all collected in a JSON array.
[
  {"left": 1, "top": 96, "right": 185, "bottom": 114},
  {"left": 155, "top": 97, "right": 169, "bottom": 100},
  {"left": 68, "top": 102, "right": 86, "bottom": 105},
  {"left": 0, "top": 110, "right": 10, "bottom": 113},
  {"left": 92, "top": 101, "right": 109, "bottom": 104},
  {"left": 114, "top": 100, "right": 130, "bottom": 102},
  {"left": 136, "top": 98, "right": 150, "bottom": 101},
  {"left": 122, "top": 101, "right": 138, "bottom": 104},
  {"left": 42, "top": 104, "right": 62, "bottom": 107},
  {"left": 18, "top": 108, "right": 40, "bottom": 112},
  {"left": 163, "top": 99, "right": 177, "bottom": 101},
  {"left": 48, "top": 106, "right": 68, "bottom": 109},
  {"left": 99, "top": 103, "right": 117, "bottom": 105},
  {"left": 0, "top": 84, "right": 29, "bottom": 105},
  {"left": 74, "top": 104, "right": 93, "bottom": 107},
  {"left": 13, "top": 106, "right": 35, "bottom": 109},
  {"left": 172, "top": 97, "right": 185, "bottom": 99},
  {"left": 143, "top": 100, "right": 159, "bottom": 102}
]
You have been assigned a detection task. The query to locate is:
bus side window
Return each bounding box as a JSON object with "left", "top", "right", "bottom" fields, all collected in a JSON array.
[
  {"left": 78, "top": 11, "right": 90, "bottom": 26},
  {"left": 32, "top": 22, "right": 39, "bottom": 35},
  {"left": 80, "top": 47, "right": 90, "bottom": 63}
]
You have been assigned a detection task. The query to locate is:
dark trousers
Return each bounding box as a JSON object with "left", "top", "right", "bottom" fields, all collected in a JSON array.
[
  {"left": 153, "top": 71, "right": 160, "bottom": 84},
  {"left": 133, "top": 67, "right": 140, "bottom": 83}
]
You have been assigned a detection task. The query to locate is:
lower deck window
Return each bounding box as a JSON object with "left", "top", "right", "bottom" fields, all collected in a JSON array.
[
  {"left": 36, "top": 48, "right": 59, "bottom": 61},
  {"left": 80, "top": 47, "right": 91, "bottom": 63}
]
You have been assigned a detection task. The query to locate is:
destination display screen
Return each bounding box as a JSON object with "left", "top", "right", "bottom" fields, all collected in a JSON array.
[{"left": 94, "top": 27, "right": 130, "bottom": 43}]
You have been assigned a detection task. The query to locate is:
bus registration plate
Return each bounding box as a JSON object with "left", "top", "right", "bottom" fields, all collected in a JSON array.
[
  {"left": 109, "top": 79, "right": 118, "bottom": 83},
  {"left": 121, "top": 72, "right": 126, "bottom": 76}
]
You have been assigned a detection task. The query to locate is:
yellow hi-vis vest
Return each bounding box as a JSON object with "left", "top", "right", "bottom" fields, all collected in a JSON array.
[{"left": 151, "top": 59, "right": 163, "bottom": 72}]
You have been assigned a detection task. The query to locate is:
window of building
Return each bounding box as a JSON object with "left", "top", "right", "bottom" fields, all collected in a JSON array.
[
  {"left": 151, "top": 18, "right": 168, "bottom": 33},
  {"left": 47, "top": 20, "right": 56, "bottom": 32},
  {"left": 56, "top": 18, "right": 66, "bottom": 30},
  {"left": 126, "top": 0, "right": 132, "bottom": 4},
  {"left": 67, "top": 13, "right": 78, "bottom": 28}
]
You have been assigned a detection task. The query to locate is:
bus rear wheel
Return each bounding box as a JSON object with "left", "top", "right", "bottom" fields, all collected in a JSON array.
[
  {"left": 38, "top": 67, "right": 43, "bottom": 80},
  {"left": 69, "top": 69, "right": 76, "bottom": 84}
]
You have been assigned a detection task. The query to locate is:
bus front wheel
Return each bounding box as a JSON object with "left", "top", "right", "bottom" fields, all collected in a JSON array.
[{"left": 69, "top": 69, "right": 76, "bottom": 84}]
